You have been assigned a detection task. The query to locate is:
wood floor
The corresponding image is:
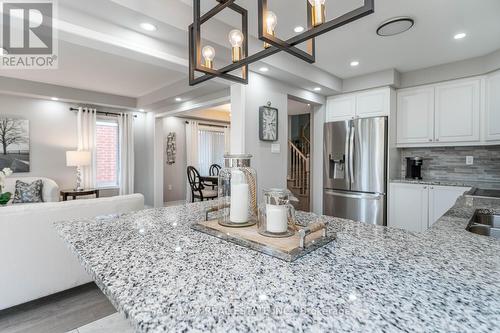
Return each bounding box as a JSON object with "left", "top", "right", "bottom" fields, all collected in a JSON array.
[{"left": 0, "top": 283, "right": 116, "bottom": 333}]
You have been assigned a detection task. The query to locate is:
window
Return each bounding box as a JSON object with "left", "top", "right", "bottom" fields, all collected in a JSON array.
[
  {"left": 198, "top": 126, "right": 225, "bottom": 175},
  {"left": 96, "top": 119, "right": 119, "bottom": 188}
]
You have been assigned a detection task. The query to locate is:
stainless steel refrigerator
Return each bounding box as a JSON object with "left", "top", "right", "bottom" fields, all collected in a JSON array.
[{"left": 323, "top": 117, "right": 387, "bottom": 226}]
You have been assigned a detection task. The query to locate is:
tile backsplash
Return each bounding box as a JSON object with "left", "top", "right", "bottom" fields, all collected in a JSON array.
[{"left": 399, "top": 146, "right": 500, "bottom": 182}]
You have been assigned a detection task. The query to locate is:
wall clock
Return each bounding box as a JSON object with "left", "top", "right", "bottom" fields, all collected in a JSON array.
[{"left": 259, "top": 104, "right": 278, "bottom": 142}]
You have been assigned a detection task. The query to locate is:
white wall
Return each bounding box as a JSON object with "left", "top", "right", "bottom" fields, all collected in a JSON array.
[{"left": 0, "top": 93, "right": 149, "bottom": 200}]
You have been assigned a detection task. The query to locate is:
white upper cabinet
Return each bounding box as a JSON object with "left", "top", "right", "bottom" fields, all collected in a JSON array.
[
  {"left": 434, "top": 79, "right": 480, "bottom": 143},
  {"left": 397, "top": 87, "right": 435, "bottom": 144},
  {"left": 486, "top": 71, "right": 500, "bottom": 141},
  {"left": 326, "top": 95, "right": 355, "bottom": 122},
  {"left": 326, "top": 88, "right": 390, "bottom": 122},
  {"left": 356, "top": 88, "right": 390, "bottom": 118},
  {"left": 396, "top": 77, "right": 487, "bottom": 147}
]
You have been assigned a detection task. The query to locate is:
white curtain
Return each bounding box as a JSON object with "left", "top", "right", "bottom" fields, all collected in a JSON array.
[
  {"left": 224, "top": 126, "right": 231, "bottom": 154},
  {"left": 77, "top": 107, "right": 97, "bottom": 189},
  {"left": 119, "top": 113, "right": 135, "bottom": 195},
  {"left": 198, "top": 127, "right": 225, "bottom": 175},
  {"left": 185, "top": 121, "right": 199, "bottom": 202}
]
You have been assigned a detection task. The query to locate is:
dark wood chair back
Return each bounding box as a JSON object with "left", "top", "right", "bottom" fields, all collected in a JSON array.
[
  {"left": 187, "top": 166, "right": 204, "bottom": 193},
  {"left": 209, "top": 164, "right": 222, "bottom": 176}
]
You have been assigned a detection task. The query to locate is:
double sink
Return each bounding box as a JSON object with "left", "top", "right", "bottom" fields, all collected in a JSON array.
[{"left": 465, "top": 188, "right": 500, "bottom": 239}]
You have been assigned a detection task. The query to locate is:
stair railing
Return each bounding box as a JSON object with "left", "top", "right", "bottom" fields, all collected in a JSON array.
[{"left": 288, "top": 140, "right": 310, "bottom": 196}]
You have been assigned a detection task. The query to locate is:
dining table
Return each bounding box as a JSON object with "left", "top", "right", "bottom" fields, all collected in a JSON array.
[{"left": 200, "top": 175, "right": 218, "bottom": 186}]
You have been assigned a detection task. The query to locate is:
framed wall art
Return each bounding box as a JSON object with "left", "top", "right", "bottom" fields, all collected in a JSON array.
[{"left": 0, "top": 118, "right": 30, "bottom": 173}]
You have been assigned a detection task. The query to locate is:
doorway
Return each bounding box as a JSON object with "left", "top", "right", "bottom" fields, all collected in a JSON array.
[
  {"left": 161, "top": 104, "right": 231, "bottom": 206},
  {"left": 287, "top": 99, "right": 312, "bottom": 211}
]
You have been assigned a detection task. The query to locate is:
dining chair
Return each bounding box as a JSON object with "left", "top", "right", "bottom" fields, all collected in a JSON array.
[
  {"left": 187, "top": 166, "right": 218, "bottom": 202},
  {"left": 209, "top": 164, "right": 222, "bottom": 176}
]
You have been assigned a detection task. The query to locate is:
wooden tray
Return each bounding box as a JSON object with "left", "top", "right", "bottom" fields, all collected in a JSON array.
[{"left": 191, "top": 218, "right": 336, "bottom": 262}]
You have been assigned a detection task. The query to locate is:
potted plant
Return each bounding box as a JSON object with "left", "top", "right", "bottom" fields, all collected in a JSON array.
[{"left": 0, "top": 168, "right": 13, "bottom": 205}]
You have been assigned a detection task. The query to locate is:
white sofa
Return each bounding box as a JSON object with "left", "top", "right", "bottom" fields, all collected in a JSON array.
[
  {"left": 4, "top": 177, "right": 60, "bottom": 202},
  {"left": 0, "top": 192, "right": 144, "bottom": 310}
]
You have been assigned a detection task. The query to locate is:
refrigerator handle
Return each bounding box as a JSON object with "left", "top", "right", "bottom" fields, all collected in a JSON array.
[
  {"left": 344, "top": 127, "right": 350, "bottom": 182},
  {"left": 349, "top": 124, "right": 355, "bottom": 184}
]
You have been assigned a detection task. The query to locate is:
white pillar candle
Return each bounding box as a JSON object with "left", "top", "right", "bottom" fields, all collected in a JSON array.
[
  {"left": 266, "top": 204, "right": 288, "bottom": 233},
  {"left": 230, "top": 183, "right": 249, "bottom": 223}
]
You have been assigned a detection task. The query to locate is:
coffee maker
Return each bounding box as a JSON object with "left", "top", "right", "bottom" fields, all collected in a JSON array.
[{"left": 406, "top": 157, "right": 423, "bottom": 180}]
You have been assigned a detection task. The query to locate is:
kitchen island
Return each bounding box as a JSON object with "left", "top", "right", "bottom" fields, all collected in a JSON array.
[{"left": 54, "top": 196, "right": 500, "bottom": 333}]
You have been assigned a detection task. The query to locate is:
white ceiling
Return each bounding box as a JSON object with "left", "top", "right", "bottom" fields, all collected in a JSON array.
[
  {"left": 192, "top": 0, "right": 500, "bottom": 78},
  {"left": 1, "top": 0, "right": 499, "bottom": 101},
  {"left": 0, "top": 40, "right": 184, "bottom": 97},
  {"left": 288, "top": 99, "right": 312, "bottom": 116}
]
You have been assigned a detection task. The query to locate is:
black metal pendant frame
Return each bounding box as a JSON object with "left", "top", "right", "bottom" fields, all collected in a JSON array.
[
  {"left": 258, "top": 0, "right": 315, "bottom": 63},
  {"left": 189, "top": 0, "right": 374, "bottom": 86}
]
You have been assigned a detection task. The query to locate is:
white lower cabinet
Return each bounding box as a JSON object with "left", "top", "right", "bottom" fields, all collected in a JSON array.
[
  {"left": 389, "top": 183, "right": 429, "bottom": 232},
  {"left": 389, "top": 183, "right": 470, "bottom": 232},
  {"left": 428, "top": 186, "right": 470, "bottom": 227}
]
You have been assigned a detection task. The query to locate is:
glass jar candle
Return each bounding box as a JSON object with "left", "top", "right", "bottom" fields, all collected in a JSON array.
[
  {"left": 258, "top": 189, "right": 297, "bottom": 238},
  {"left": 217, "top": 154, "right": 258, "bottom": 227}
]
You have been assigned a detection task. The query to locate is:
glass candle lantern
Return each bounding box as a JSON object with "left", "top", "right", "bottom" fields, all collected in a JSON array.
[
  {"left": 217, "top": 154, "right": 258, "bottom": 227},
  {"left": 258, "top": 189, "right": 297, "bottom": 238}
]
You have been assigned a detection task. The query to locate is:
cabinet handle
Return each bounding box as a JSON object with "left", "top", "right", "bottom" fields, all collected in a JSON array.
[
  {"left": 423, "top": 186, "right": 428, "bottom": 189},
  {"left": 429, "top": 139, "right": 433, "bottom": 142},
  {"left": 436, "top": 138, "right": 440, "bottom": 142},
  {"left": 430, "top": 187, "right": 434, "bottom": 189}
]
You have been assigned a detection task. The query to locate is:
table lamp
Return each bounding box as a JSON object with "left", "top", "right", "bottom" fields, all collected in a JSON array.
[{"left": 66, "top": 151, "right": 91, "bottom": 191}]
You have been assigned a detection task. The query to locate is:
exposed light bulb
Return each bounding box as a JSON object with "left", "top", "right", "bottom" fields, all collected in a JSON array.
[
  {"left": 229, "top": 29, "right": 244, "bottom": 63},
  {"left": 264, "top": 11, "right": 277, "bottom": 49},
  {"left": 454, "top": 32, "right": 466, "bottom": 40},
  {"left": 266, "top": 11, "right": 278, "bottom": 31},
  {"left": 202, "top": 45, "right": 215, "bottom": 69},
  {"left": 308, "top": 0, "right": 326, "bottom": 27},
  {"left": 229, "top": 29, "right": 244, "bottom": 47}
]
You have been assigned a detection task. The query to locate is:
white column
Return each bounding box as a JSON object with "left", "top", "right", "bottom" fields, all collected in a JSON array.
[{"left": 230, "top": 83, "right": 247, "bottom": 154}]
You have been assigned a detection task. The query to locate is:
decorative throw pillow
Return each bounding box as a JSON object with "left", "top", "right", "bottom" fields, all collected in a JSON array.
[{"left": 12, "top": 180, "right": 44, "bottom": 204}]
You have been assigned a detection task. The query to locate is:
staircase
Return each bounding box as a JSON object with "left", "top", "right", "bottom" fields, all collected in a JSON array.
[{"left": 287, "top": 139, "right": 310, "bottom": 211}]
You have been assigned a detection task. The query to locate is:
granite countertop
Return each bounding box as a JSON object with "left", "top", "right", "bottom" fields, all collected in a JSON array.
[
  {"left": 54, "top": 197, "right": 500, "bottom": 333},
  {"left": 391, "top": 178, "right": 500, "bottom": 190}
]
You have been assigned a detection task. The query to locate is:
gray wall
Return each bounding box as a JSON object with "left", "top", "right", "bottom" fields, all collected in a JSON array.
[
  {"left": 0, "top": 94, "right": 78, "bottom": 190},
  {"left": 0, "top": 93, "right": 149, "bottom": 200},
  {"left": 163, "top": 116, "right": 187, "bottom": 202},
  {"left": 399, "top": 146, "right": 500, "bottom": 183},
  {"left": 243, "top": 74, "right": 290, "bottom": 197}
]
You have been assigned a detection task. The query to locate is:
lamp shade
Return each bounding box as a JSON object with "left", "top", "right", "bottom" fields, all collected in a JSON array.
[{"left": 66, "top": 151, "right": 91, "bottom": 167}]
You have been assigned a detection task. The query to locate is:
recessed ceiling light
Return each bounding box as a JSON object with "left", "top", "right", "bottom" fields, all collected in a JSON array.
[
  {"left": 51, "top": 97, "right": 59, "bottom": 101},
  {"left": 259, "top": 67, "right": 269, "bottom": 72},
  {"left": 454, "top": 32, "right": 466, "bottom": 40},
  {"left": 138, "top": 109, "right": 145, "bottom": 112},
  {"left": 175, "top": 97, "right": 182, "bottom": 102},
  {"left": 313, "top": 87, "right": 322, "bottom": 92},
  {"left": 377, "top": 17, "right": 414, "bottom": 37},
  {"left": 140, "top": 22, "right": 157, "bottom": 32},
  {"left": 350, "top": 61, "right": 360, "bottom": 67},
  {"left": 294, "top": 26, "right": 305, "bottom": 33}
]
